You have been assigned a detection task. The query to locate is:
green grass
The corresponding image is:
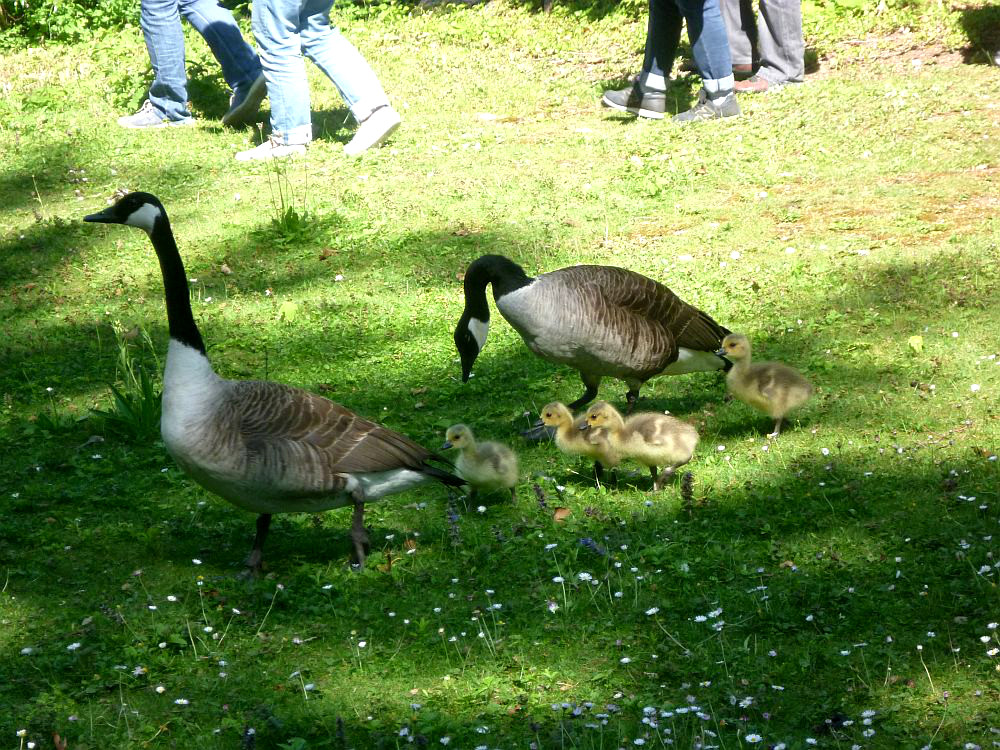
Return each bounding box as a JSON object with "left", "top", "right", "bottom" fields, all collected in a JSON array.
[{"left": 2, "top": 0, "right": 999, "bottom": 747}]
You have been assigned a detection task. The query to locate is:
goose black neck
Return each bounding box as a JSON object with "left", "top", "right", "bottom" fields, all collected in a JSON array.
[
  {"left": 150, "top": 217, "right": 206, "bottom": 355},
  {"left": 464, "top": 255, "right": 533, "bottom": 318}
]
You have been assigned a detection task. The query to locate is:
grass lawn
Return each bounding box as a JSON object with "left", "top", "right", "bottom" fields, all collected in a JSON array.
[{"left": 1, "top": 0, "right": 999, "bottom": 747}]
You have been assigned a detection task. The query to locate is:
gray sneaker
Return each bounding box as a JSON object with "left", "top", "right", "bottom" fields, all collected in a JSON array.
[
  {"left": 223, "top": 73, "right": 267, "bottom": 128},
  {"left": 672, "top": 89, "right": 741, "bottom": 123},
  {"left": 601, "top": 80, "right": 666, "bottom": 120},
  {"left": 117, "top": 99, "right": 195, "bottom": 129}
]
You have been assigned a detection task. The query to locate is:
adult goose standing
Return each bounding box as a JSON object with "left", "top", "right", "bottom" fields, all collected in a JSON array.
[
  {"left": 84, "top": 192, "right": 463, "bottom": 574},
  {"left": 454, "top": 255, "right": 731, "bottom": 418}
]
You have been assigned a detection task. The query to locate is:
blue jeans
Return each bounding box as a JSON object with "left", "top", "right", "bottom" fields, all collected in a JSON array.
[
  {"left": 643, "top": 0, "right": 732, "bottom": 83},
  {"left": 141, "top": 0, "right": 262, "bottom": 121},
  {"left": 252, "top": 0, "right": 389, "bottom": 145}
]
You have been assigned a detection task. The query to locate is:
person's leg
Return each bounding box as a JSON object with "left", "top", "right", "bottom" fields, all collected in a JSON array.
[
  {"left": 299, "top": 0, "right": 389, "bottom": 122},
  {"left": 138, "top": 0, "right": 193, "bottom": 122},
  {"left": 178, "top": 0, "right": 262, "bottom": 93},
  {"left": 720, "top": 0, "right": 757, "bottom": 69},
  {"left": 299, "top": 0, "right": 398, "bottom": 154},
  {"left": 600, "top": 0, "right": 681, "bottom": 119},
  {"left": 755, "top": 0, "right": 804, "bottom": 84},
  {"left": 672, "top": 0, "right": 740, "bottom": 121},
  {"left": 252, "top": 0, "right": 312, "bottom": 145},
  {"left": 679, "top": 0, "right": 733, "bottom": 88}
]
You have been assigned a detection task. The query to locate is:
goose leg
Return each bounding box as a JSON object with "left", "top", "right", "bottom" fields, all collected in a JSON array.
[
  {"left": 350, "top": 501, "right": 370, "bottom": 567},
  {"left": 242, "top": 513, "right": 272, "bottom": 577},
  {"left": 768, "top": 417, "right": 784, "bottom": 438},
  {"left": 593, "top": 460, "right": 605, "bottom": 484},
  {"left": 566, "top": 373, "right": 602, "bottom": 412},
  {"left": 625, "top": 387, "right": 641, "bottom": 413}
]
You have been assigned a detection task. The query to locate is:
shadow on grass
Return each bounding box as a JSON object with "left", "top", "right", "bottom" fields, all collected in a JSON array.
[
  {"left": 958, "top": 3, "right": 1000, "bottom": 65},
  {"left": 1, "top": 438, "right": 996, "bottom": 745}
]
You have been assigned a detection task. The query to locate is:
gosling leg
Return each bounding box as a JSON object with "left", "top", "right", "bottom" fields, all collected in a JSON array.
[
  {"left": 653, "top": 466, "right": 676, "bottom": 492},
  {"left": 242, "top": 513, "right": 272, "bottom": 577},
  {"left": 768, "top": 417, "right": 784, "bottom": 438},
  {"left": 350, "top": 501, "right": 370, "bottom": 567}
]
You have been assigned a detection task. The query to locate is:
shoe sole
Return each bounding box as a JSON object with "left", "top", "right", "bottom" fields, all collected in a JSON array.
[
  {"left": 222, "top": 75, "right": 268, "bottom": 128},
  {"left": 600, "top": 94, "right": 665, "bottom": 120},
  {"left": 235, "top": 145, "right": 306, "bottom": 163},
  {"left": 117, "top": 118, "right": 195, "bottom": 129},
  {"left": 343, "top": 114, "right": 401, "bottom": 156}
]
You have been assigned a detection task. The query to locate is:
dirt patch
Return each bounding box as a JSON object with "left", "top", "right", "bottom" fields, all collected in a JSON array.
[{"left": 811, "top": 31, "right": 969, "bottom": 79}]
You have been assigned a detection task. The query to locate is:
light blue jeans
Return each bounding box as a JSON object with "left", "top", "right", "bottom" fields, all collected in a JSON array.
[
  {"left": 141, "top": 0, "right": 263, "bottom": 121},
  {"left": 252, "top": 0, "right": 390, "bottom": 145}
]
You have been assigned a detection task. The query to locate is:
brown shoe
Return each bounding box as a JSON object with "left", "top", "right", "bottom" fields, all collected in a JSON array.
[{"left": 734, "top": 74, "right": 770, "bottom": 93}]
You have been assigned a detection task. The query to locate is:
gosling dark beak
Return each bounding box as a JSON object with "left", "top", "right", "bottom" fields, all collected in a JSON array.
[
  {"left": 715, "top": 348, "right": 726, "bottom": 357},
  {"left": 578, "top": 422, "right": 590, "bottom": 431},
  {"left": 441, "top": 441, "right": 453, "bottom": 451}
]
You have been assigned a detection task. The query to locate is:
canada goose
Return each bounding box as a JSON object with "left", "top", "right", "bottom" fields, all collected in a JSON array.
[
  {"left": 442, "top": 424, "right": 519, "bottom": 501},
  {"left": 716, "top": 333, "right": 813, "bottom": 436},
  {"left": 454, "top": 255, "right": 731, "bottom": 414},
  {"left": 539, "top": 401, "right": 616, "bottom": 480},
  {"left": 584, "top": 401, "right": 699, "bottom": 490},
  {"left": 84, "top": 192, "right": 463, "bottom": 574}
]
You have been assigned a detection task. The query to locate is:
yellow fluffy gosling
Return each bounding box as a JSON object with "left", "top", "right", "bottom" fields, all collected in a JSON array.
[
  {"left": 540, "top": 401, "right": 616, "bottom": 480},
  {"left": 585, "top": 401, "right": 699, "bottom": 490},
  {"left": 717, "top": 333, "right": 813, "bottom": 436},
  {"left": 443, "top": 424, "right": 519, "bottom": 500}
]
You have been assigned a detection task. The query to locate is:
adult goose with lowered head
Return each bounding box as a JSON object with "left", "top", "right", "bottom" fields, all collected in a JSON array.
[
  {"left": 454, "top": 255, "right": 731, "bottom": 415},
  {"left": 85, "top": 192, "right": 463, "bottom": 574}
]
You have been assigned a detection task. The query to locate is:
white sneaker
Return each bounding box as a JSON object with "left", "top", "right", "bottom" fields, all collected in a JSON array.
[
  {"left": 235, "top": 139, "right": 307, "bottom": 162},
  {"left": 344, "top": 105, "right": 400, "bottom": 156}
]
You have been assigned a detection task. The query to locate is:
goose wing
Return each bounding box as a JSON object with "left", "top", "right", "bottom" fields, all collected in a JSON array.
[
  {"left": 227, "top": 381, "right": 436, "bottom": 491},
  {"left": 545, "top": 266, "right": 728, "bottom": 373}
]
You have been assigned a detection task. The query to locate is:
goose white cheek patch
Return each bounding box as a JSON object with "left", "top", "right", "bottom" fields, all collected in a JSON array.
[
  {"left": 125, "top": 202, "right": 163, "bottom": 234},
  {"left": 467, "top": 317, "right": 489, "bottom": 351}
]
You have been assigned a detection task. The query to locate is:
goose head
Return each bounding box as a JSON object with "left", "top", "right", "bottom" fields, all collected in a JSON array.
[
  {"left": 716, "top": 333, "right": 751, "bottom": 362},
  {"left": 454, "top": 313, "right": 489, "bottom": 382},
  {"left": 84, "top": 192, "right": 165, "bottom": 235},
  {"left": 442, "top": 423, "right": 474, "bottom": 451}
]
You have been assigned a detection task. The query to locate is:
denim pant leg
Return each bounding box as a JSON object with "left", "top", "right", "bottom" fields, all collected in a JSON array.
[
  {"left": 252, "top": 0, "right": 313, "bottom": 145},
  {"left": 178, "top": 0, "right": 262, "bottom": 94},
  {"left": 642, "top": 0, "right": 683, "bottom": 80},
  {"left": 299, "top": 0, "right": 389, "bottom": 123},
  {"left": 676, "top": 0, "right": 733, "bottom": 82},
  {"left": 720, "top": 0, "right": 756, "bottom": 67},
  {"left": 140, "top": 0, "right": 192, "bottom": 120},
  {"left": 756, "top": 0, "right": 804, "bottom": 84}
]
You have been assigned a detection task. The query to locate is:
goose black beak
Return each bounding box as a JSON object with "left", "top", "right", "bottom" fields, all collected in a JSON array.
[
  {"left": 715, "top": 348, "right": 726, "bottom": 357},
  {"left": 578, "top": 422, "right": 591, "bottom": 431},
  {"left": 441, "top": 440, "right": 453, "bottom": 451},
  {"left": 84, "top": 208, "right": 116, "bottom": 224}
]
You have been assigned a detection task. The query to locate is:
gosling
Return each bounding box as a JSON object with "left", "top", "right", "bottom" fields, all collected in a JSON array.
[
  {"left": 540, "top": 401, "right": 616, "bottom": 480},
  {"left": 585, "top": 401, "right": 699, "bottom": 490},
  {"left": 443, "top": 424, "right": 519, "bottom": 501},
  {"left": 717, "top": 333, "right": 813, "bottom": 436}
]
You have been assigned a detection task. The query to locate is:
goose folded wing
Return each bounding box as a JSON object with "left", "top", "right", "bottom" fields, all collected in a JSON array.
[{"left": 234, "top": 382, "right": 432, "bottom": 476}]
